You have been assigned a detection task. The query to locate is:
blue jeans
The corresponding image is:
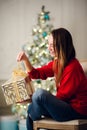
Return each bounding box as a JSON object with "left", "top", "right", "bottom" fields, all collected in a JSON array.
[{"left": 26, "top": 88, "right": 87, "bottom": 130}]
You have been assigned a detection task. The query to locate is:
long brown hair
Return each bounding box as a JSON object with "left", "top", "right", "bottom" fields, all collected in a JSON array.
[{"left": 52, "top": 28, "right": 76, "bottom": 85}]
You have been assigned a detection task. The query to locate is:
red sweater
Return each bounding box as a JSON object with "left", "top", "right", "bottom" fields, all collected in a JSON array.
[{"left": 28, "top": 58, "right": 87, "bottom": 116}]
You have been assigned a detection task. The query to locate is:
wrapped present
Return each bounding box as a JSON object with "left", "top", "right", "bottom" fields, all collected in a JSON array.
[{"left": 1, "top": 64, "right": 34, "bottom": 105}]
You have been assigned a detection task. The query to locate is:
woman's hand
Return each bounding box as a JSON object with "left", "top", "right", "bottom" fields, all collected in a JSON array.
[
  {"left": 16, "top": 51, "right": 28, "bottom": 62},
  {"left": 16, "top": 51, "right": 33, "bottom": 72}
]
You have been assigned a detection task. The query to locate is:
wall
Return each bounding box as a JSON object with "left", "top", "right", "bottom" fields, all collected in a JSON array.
[
  {"left": 0, "top": 0, "right": 87, "bottom": 108},
  {"left": 0, "top": 0, "right": 87, "bottom": 80}
]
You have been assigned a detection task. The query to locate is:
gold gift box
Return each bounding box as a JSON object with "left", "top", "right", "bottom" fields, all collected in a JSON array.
[{"left": 2, "top": 77, "right": 34, "bottom": 105}]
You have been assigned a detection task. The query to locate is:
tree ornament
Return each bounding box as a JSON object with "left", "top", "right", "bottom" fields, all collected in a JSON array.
[
  {"left": 42, "top": 31, "right": 47, "bottom": 37},
  {"left": 44, "top": 14, "right": 50, "bottom": 20}
]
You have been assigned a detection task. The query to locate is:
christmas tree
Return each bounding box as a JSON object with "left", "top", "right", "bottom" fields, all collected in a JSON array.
[
  {"left": 12, "top": 6, "right": 55, "bottom": 119},
  {"left": 23, "top": 5, "right": 53, "bottom": 66},
  {"left": 23, "top": 5, "right": 55, "bottom": 92}
]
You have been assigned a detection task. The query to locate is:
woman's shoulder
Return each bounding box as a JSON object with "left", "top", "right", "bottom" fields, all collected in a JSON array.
[
  {"left": 65, "top": 58, "right": 81, "bottom": 71},
  {"left": 46, "top": 60, "right": 54, "bottom": 66},
  {"left": 41, "top": 60, "right": 54, "bottom": 69},
  {"left": 69, "top": 58, "right": 80, "bottom": 66}
]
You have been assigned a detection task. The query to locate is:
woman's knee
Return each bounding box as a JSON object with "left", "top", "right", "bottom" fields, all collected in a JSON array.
[{"left": 32, "top": 88, "right": 48, "bottom": 102}]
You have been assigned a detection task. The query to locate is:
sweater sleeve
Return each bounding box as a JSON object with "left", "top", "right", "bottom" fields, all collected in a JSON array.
[{"left": 28, "top": 61, "right": 54, "bottom": 80}]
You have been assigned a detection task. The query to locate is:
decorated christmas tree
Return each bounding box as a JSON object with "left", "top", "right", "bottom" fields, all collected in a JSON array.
[
  {"left": 23, "top": 5, "right": 53, "bottom": 66},
  {"left": 12, "top": 6, "right": 55, "bottom": 118},
  {"left": 23, "top": 5, "right": 55, "bottom": 92}
]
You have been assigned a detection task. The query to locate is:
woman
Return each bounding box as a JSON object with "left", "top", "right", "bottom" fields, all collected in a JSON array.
[{"left": 17, "top": 28, "right": 87, "bottom": 130}]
